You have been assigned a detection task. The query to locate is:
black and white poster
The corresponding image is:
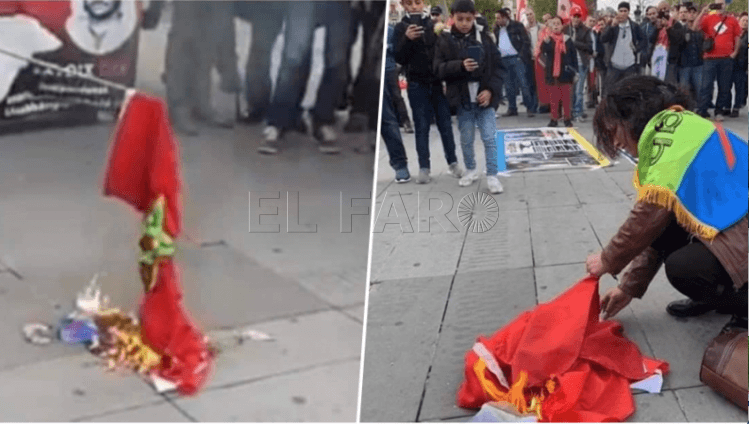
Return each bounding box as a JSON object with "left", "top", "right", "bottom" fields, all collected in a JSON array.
[{"left": 498, "top": 127, "right": 611, "bottom": 172}]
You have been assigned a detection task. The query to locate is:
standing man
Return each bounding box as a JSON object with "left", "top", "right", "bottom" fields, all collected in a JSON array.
[
  {"left": 601, "top": 2, "right": 645, "bottom": 94},
  {"left": 640, "top": 6, "right": 658, "bottom": 74},
  {"left": 695, "top": 0, "right": 741, "bottom": 118},
  {"left": 679, "top": 4, "right": 704, "bottom": 100},
  {"left": 525, "top": 8, "right": 544, "bottom": 115},
  {"left": 586, "top": 15, "right": 605, "bottom": 109},
  {"left": 494, "top": 7, "right": 537, "bottom": 117},
  {"left": 566, "top": 5, "right": 592, "bottom": 122}
]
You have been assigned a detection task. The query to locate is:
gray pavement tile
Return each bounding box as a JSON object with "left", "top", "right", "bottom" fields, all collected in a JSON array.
[
  {"left": 607, "top": 170, "right": 639, "bottom": 199},
  {"left": 202, "top": 310, "right": 362, "bottom": 390},
  {"left": 566, "top": 169, "right": 631, "bottom": 205},
  {"left": 360, "top": 275, "right": 454, "bottom": 422},
  {"left": 175, "top": 359, "right": 360, "bottom": 422},
  {"left": 629, "top": 391, "right": 687, "bottom": 422},
  {"left": 76, "top": 402, "right": 187, "bottom": 422},
  {"left": 528, "top": 206, "right": 600, "bottom": 266},
  {"left": 488, "top": 174, "right": 528, "bottom": 212},
  {"left": 419, "top": 268, "right": 537, "bottom": 421},
  {"left": 369, "top": 231, "right": 466, "bottom": 282},
  {"left": 284, "top": 265, "right": 367, "bottom": 308},
  {"left": 582, "top": 202, "right": 634, "bottom": 247},
  {"left": 341, "top": 304, "right": 365, "bottom": 324},
  {"left": 0, "top": 354, "right": 158, "bottom": 422},
  {"left": 627, "top": 271, "right": 729, "bottom": 390},
  {"left": 673, "top": 386, "right": 748, "bottom": 422},
  {"left": 602, "top": 158, "right": 638, "bottom": 173},
  {"left": 457, "top": 208, "right": 532, "bottom": 273},
  {"left": 523, "top": 172, "right": 580, "bottom": 209}
]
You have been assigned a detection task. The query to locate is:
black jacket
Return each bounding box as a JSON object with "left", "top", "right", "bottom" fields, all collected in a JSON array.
[
  {"left": 564, "top": 22, "right": 593, "bottom": 69},
  {"left": 736, "top": 30, "right": 748, "bottom": 72},
  {"left": 680, "top": 26, "right": 704, "bottom": 68},
  {"left": 601, "top": 19, "right": 646, "bottom": 68},
  {"left": 541, "top": 35, "right": 579, "bottom": 84},
  {"left": 493, "top": 20, "right": 532, "bottom": 63},
  {"left": 393, "top": 12, "right": 439, "bottom": 84},
  {"left": 434, "top": 24, "right": 504, "bottom": 111},
  {"left": 648, "top": 22, "right": 687, "bottom": 65},
  {"left": 640, "top": 20, "right": 657, "bottom": 63},
  {"left": 591, "top": 30, "right": 606, "bottom": 71}
]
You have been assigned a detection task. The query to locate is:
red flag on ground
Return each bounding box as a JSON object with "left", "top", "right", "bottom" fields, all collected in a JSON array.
[
  {"left": 457, "top": 276, "right": 668, "bottom": 422},
  {"left": 103, "top": 91, "right": 212, "bottom": 395}
]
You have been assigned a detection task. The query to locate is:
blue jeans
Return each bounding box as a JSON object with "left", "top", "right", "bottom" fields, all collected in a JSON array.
[
  {"left": 406, "top": 81, "right": 458, "bottom": 170},
  {"left": 381, "top": 75, "right": 408, "bottom": 170},
  {"left": 679, "top": 65, "right": 703, "bottom": 98},
  {"left": 732, "top": 67, "right": 747, "bottom": 110},
  {"left": 501, "top": 56, "right": 538, "bottom": 113},
  {"left": 572, "top": 62, "right": 587, "bottom": 118},
  {"left": 699, "top": 58, "right": 734, "bottom": 113},
  {"left": 266, "top": 2, "right": 352, "bottom": 129},
  {"left": 457, "top": 103, "right": 498, "bottom": 176}
]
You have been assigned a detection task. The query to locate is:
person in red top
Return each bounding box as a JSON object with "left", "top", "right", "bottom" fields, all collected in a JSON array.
[{"left": 695, "top": 0, "right": 741, "bottom": 117}]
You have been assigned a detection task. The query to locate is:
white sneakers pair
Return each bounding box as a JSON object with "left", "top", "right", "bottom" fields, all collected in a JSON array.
[{"left": 458, "top": 169, "right": 503, "bottom": 194}]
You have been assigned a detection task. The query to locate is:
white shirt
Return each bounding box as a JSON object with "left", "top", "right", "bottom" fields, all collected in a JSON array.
[
  {"left": 527, "top": 23, "right": 543, "bottom": 51},
  {"left": 497, "top": 26, "right": 519, "bottom": 57}
]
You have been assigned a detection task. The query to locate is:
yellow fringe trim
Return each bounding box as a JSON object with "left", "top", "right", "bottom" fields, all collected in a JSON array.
[{"left": 632, "top": 172, "right": 719, "bottom": 241}]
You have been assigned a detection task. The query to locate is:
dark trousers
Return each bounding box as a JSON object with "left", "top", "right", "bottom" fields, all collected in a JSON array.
[
  {"left": 699, "top": 57, "right": 734, "bottom": 113},
  {"left": 235, "top": 1, "right": 287, "bottom": 118},
  {"left": 348, "top": 3, "right": 386, "bottom": 131},
  {"left": 501, "top": 55, "right": 538, "bottom": 112},
  {"left": 386, "top": 69, "right": 411, "bottom": 126},
  {"left": 406, "top": 80, "right": 458, "bottom": 170},
  {"left": 266, "top": 2, "right": 352, "bottom": 130},
  {"left": 654, "top": 222, "right": 747, "bottom": 318},
  {"left": 731, "top": 66, "right": 747, "bottom": 110},
  {"left": 602, "top": 64, "right": 639, "bottom": 96},
  {"left": 381, "top": 75, "right": 408, "bottom": 170}
]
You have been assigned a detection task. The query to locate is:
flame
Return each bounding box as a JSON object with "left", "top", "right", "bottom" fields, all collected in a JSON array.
[
  {"left": 473, "top": 359, "right": 557, "bottom": 420},
  {"left": 92, "top": 311, "right": 162, "bottom": 374}
]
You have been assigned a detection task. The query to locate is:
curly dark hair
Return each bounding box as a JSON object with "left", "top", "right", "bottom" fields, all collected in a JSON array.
[{"left": 593, "top": 76, "right": 693, "bottom": 158}]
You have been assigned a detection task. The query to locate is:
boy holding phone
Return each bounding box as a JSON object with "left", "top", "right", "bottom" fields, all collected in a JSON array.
[
  {"left": 393, "top": 0, "right": 463, "bottom": 184},
  {"left": 434, "top": 0, "right": 504, "bottom": 194}
]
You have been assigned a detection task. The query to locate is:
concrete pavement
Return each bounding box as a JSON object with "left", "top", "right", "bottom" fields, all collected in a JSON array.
[
  {"left": 0, "top": 12, "right": 371, "bottom": 422},
  {"left": 361, "top": 102, "right": 748, "bottom": 422}
]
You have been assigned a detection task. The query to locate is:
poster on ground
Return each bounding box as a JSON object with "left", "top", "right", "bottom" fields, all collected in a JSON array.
[
  {"left": 497, "top": 127, "right": 611, "bottom": 172},
  {"left": 0, "top": 0, "right": 143, "bottom": 121}
]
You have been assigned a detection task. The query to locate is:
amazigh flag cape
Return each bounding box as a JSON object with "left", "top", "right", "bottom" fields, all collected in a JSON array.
[
  {"left": 457, "top": 276, "right": 669, "bottom": 422},
  {"left": 103, "top": 90, "right": 212, "bottom": 395},
  {"left": 635, "top": 107, "right": 748, "bottom": 240}
]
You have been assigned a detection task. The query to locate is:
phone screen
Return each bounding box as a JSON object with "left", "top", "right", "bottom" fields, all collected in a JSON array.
[
  {"left": 410, "top": 13, "right": 424, "bottom": 27},
  {"left": 466, "top": 45, "right": 483, "bottom": 65}
]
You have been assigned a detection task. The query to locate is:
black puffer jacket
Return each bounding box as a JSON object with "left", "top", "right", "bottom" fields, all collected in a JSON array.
[
  {"left": 393, "top": 11, "right": 439, "bottom": 84},
  {"left": 493, "top": 20, "right": 532, "bottom": 63},
  {"left": 434, "top": 23, "right": 504, "bottom": 111},
  {"left": 541, "top": 35, "right": 579, "bottom": 84}
]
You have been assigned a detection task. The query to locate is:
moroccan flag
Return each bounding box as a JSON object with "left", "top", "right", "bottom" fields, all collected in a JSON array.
[
  {"left": 634, "top": 107, "right": 748, "bottom": 240},
  {"left": 457, "top": 276, "right": 669, "bottom": 422},
  {"left": 103, "top": 91, "right": 211, "bottom": 395}
]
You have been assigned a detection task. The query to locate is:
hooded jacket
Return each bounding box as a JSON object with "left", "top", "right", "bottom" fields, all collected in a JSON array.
[{"left": 393, "top": 11, "right": 439, "bottom": 84}]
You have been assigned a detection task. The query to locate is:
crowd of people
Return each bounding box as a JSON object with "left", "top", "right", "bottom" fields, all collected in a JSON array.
[
  {"left": 381, "top": 0, "right": 748, "bottom": 188},
  {"left": 142, "top": 1, "right": 386, "bottom": 155}
]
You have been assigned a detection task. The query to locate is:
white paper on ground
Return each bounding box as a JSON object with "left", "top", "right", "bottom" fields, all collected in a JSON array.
[
  {"left": 239, "top": 329, "right": 274, "bottom": 341},
  {"left": 150, "top": 374, "right": 178, "bottom": 393},
  {"left": 630, "top": 370, "right": 663, "bottom": 394}
]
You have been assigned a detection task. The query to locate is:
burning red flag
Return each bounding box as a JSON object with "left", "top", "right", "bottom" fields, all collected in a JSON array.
[
  {"left": 457, "top": 276, "right": 668, "bottom": 422},
  {"left": 103, "top": 91, "right": 211, "bottom": 395}
]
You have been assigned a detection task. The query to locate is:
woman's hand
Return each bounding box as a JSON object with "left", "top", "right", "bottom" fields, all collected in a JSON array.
[
  {"left": 600, "top": 287, "right": 633, "bottom": 319},
  {"left": 586, "top": 252, "right": 606, "bottom": 277},
  {"left": 477, "top": 90, "right": 491, "bottom": 107}
]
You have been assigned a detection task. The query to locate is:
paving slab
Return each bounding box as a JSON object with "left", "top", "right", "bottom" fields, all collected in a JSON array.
[
  {"left": 566, "top": 169, "right": 631, "bottom": 205},
  {"left": 582, "top": 202, "right": 634, "bottom": 247},
  {"left": 199, "top": 310, "right": 362, "bottom": 390},
  {"left": 626, "top": 270, "right": 729, "bottom": 390},
  {"left": 457, "top": 207, "right": 532, "bottom": 273},
  {"left": 673, "top": 386, "right": 748, "bottom": 422},
  {"left": 342, "top": 304, "right": 365, "bottom": 324},
  {"left": 629, "top": 391, "right": 687, "bottom": 422},
  {"left": 76, "top": 401, "right": 187, "bottom": 422},
  {"left": 268, "top": 264, "right": 366, "bottom": 309},
  {"left": 369, "top": 231, "right": 466, "bottom": 282},
  {"left": 523, "top": 172, "right": 580, "bottom": 209},
  {"left": 528, "top": 206, "right": 601, "bottom": 267},
  {"left": 419, "top": 268, "right": 537, "bottom": 421},
  {"left": 489, "top": 174, "right": 528, "bottom": 212},
  {"left": 360, "top": 275, "right": 454, "bottom": 423},
  {"left": 606, "top": 170, "right": 639, "bottom": 199},
  {"left": 0, "top": 354, "right": 158, "bottom": 421},
  {"left": 176, "top": 359, "right": 360, "bottom": 422}
]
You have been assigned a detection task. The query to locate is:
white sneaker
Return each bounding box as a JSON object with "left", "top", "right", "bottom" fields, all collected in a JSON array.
[
  {"left": 459, "top": 169, "right": 480, "bottom": 187},
  {"left": 259, "top": 126, "right": 280, "bottom": 154},
  {"left": 447, "top": 162, "right": 464, "bottom": 178},
  {"left": 486, "top": 175, "right": 504, "bottom": 194}
]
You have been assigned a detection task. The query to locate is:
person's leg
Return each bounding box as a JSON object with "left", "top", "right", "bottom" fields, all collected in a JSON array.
[
  {"left": 213, "top": 2, "right": 240, "bottom": 93},
  {"left": 514, "top": 59, "right": 537, "bottom": 113},
  {"left": 731, "top": 66, "right": 747, "bottom": 112},
  {"left": 266, "top": 2, "right": 315, "bottom": 131},
  {"left": 525, "top": 59, "right": 538, "bottom": 112},
  {"left": 714, "top": 58, "right": 734, "bottom": 114},
  {"left": 165, "top": 2, "right": 200, "bottom": 134},
  {"left": 381, "top": 79, "right": 409, "bottom": 172},
  {"left": 678, "top": 66, "right": 691, "bottom": 94},
  {"left": 388, "top": 70, "right": 411, "bottom": 127},
  {"left": 431, "top": 84, "right": 459, "bottom": 166},
  {"left": 407, "top": 81, "right": 432, "bottom": 170},
  {"left": 457, "top": 105, "right": 477, "bottom": 172},
  {"left": 503, "top": 57, "right": 520, "bottom": 113},
  {"left": 243, "top": 3, "right": 286, "bottom": 120},
  {"left": 477, "top": 106, "right": 498, "bottom": 176},
  {"left": 572, "top": 63, "right": 586, "bottom": 118},
  {"left": 561, "top": 84, "right": 572, "bottom": 121},
  {"left": 698, "top": 60, "right": 718, "bottom": 115},
  {"left": 548, "top": 85, "right": 561, "bottom": 122}
]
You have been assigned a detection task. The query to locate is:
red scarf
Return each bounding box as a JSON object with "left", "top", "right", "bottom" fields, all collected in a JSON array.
[
  {"left": 656, "top": 27, "right": 669, "bottom": 48},
  {"left": 549, "top": 32, "right": 566, "bottom": 78}
]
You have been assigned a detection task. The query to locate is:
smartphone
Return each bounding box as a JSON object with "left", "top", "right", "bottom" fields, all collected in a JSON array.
[
  {"left": 409, "top": 13, "right": 424, "bottom": 28},
  {"left": 465, "top": 45, "right": 484, "bottom": 66},
  {"left": 708, "top": 3, "right": 722, "bottom": 10}
]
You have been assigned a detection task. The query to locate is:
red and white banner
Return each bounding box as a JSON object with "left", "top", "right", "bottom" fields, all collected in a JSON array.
[{"left": 517, "top": 0, "right": 528, "bottom": 25}]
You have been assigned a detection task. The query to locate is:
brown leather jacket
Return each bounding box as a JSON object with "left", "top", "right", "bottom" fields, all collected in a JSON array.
[{"left": 601, "top": 201, "right": 748, "bottom": 298}]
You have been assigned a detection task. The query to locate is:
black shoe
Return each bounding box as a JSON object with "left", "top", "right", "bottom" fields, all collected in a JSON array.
[
  {"left": 563, "top": 119, "right": 573, "bottom": 127},
  {"left": 698, "top": 111, "right": 711, "bottom": 119},
  {"left": 714, "top": 108, "right": 726, "bottom": 117},
  {"left": 503, "top": 109, "right": 518, "bottom": 117},
  {"left": 582, "top": 113, "right": 588, "bottom": 119},
  {"left": 720, "top": 315, "right": 748, "bottom": 334},
  {"left": 586, "top": 102, "right": 597, "bottom": 109},
  {"left": 527, "top": 111, "right": 535, "bottom": 118},
  {"left": 539, "top": 105, "right": 550, "bottom": 114},
  {"left": 547, "top": 119, "right": 558, "bottom": 127},
  {"left": 729, "top": 109, "right": 739, "bottom": 118},
  {"left": 666, "top": 299, "right": 716, "bottom": 317},
  {"left": 240, "top": 110, "right": 265, "bottom": 125}
]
